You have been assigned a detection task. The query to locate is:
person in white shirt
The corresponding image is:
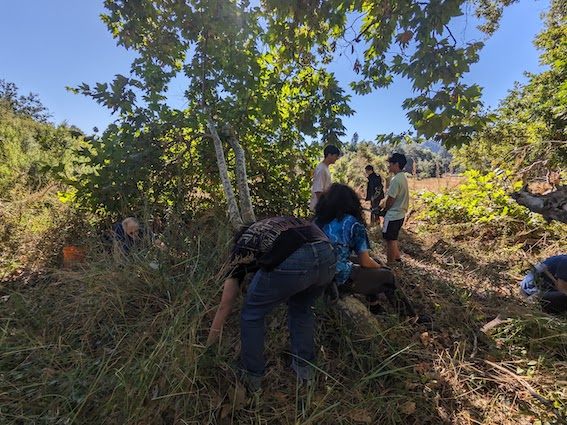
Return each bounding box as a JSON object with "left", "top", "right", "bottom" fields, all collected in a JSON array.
[
  {"left": 380, "top": 153, "right": 409, "bottom": 265},
  {"left": 310, "top": 145, "right": 341, "bottom": 211}
]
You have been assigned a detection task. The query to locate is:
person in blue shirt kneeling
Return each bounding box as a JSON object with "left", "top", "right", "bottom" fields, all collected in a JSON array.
[{"left": 315, "top": 183, "right": 415, "bottom": 316}]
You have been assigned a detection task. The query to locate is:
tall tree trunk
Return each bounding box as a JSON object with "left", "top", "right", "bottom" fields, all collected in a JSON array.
[
  {"left": 206, "top": 117, "right": 243, "bottom": 229},
  {"left": 226, "top": 130, "right": 256, "bottom": 223}
]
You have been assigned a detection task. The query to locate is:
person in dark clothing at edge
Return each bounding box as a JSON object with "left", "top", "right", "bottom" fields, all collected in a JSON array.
[
  {"left": 207, "top": 217, "right": 336, "bottom": 391},
  {"left": 364, "top": 165, "right": 384, "bottom": 224},
  {"left": 314, "top": 183, "right": 415, "bottom": 317},
  {"left": 520, "top": 254, "right": 567, "bottom": 314}
]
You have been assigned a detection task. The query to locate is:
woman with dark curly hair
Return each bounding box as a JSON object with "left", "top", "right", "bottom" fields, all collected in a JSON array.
[{"left": 315, "top": 183, "right": 414, "bottom": 316}]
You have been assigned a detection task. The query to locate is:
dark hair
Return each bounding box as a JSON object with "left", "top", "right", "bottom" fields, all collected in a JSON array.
[
  {"left": 323, "top": 144, "right": 341, "bottom": 158},
  {"left": 315, "top": 183, "right": 365, "bottom": 225},
  {"left": 365, "top": 165, "right": 374, "bottom": 172},
  {"left": 388, "top": 152, "right": 407, "bottom": 169}
]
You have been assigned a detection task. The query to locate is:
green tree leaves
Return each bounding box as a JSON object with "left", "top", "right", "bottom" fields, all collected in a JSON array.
[
  {"left": 0, "top": 82, "right": 84, "bottom": 197},
  {"left": 452, "top": 0, "right": 567, "bottom": 175},
  {"left": 262, "top": 0, "right": 516, "bottom": 144},
  {"left": 73, "top": 0, "right": 533, "bottom": 216}
]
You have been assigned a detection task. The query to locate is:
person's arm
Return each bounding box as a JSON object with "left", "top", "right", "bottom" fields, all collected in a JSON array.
[
  {"left": 556, "top": 279, "right": 567, "bottom": 295},
  {"left": 382, "top": 196, "right": 396, "bottom": 212},
  {"left": 382, "top": 176, "right": 399, "bottom": 212},
  {"left": 153, "top": 238, "right": 167, "bottom": 251},
  {"left": 539, "top": 263, "right": 567, "bottom": 295},
  {"left": 207, "top": 277, "right": 240, "bottom": 345},
  {"left": 357, "top": 250, "right": 382, "bottom": 269},
  {"left": 312, "top": 165, "right": 329, "bottom": 201},
  {"left": 375, "top": 176, "right": 384, "bottom": 201},
  {"left": 351, "top": 222, "right": 385, "bottom": 269}
]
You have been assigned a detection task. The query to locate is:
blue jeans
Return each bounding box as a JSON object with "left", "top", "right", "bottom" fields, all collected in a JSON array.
[{"left": 240, "top": 241, "right": 336, "bottom": 377}]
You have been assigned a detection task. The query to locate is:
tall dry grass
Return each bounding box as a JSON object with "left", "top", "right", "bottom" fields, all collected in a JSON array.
[
  {"left": 408, "top": 176, "right": 464, "bottom": 193},
  {"left": 1, "top": 209, "right": 566, "bottom": 424}
]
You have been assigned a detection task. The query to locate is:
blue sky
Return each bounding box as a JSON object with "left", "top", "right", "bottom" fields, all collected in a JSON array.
[{"left": 0, "top": 0, "right": 550, "bottom": 140}]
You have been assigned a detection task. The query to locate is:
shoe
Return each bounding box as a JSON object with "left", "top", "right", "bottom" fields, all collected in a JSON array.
[
  {"left": 291, "top": 361, "right": 314, "bottom": 382},
  {"left": 231, "top": 362, "right": 262, "bottom": 393},
  {"left": 369, "top": 302, "right": 386, "bottom": 315}
]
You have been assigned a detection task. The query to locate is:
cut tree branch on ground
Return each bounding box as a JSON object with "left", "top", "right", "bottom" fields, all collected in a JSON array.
[
  {"left": 511, "top": 185, "right": 567, "bottom": 223},
  {"left": 484, "top": 360, "right": 567, "bottom": 425}
]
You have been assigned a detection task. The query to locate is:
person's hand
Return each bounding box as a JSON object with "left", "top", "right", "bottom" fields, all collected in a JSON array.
[
  {"left": 154, "top": 239, "right": 167, "bottom": 251},
  {"left": 556, "top": 279, "right": 567, "bottom": 296},
  {"left": 206, "top": 328, "right": 221, "bottom": 346}
]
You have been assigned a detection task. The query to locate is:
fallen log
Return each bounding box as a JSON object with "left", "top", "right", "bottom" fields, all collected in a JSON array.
[
  {"left": 335, "top": 296, "right": 382, "bottom": 336},
  {"left": 511, "top": 185, "right": 567, "bottom": 223}
]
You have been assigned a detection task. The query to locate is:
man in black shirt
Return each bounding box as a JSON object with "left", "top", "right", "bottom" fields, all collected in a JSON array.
[
  {"left": 365, "top": 165, "right": 384, "bottom": 223},
  {"left": 207, "top": 217, "right": 336, "bottom": 391}
]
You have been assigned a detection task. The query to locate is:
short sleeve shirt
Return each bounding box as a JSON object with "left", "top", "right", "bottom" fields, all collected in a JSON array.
[
  {"left": 310, "top": 162, "right": 332, "bottom": 211},
  {"left": 385, "top": 172, "right": 409, "bottom": 221},
  {"left": 319, "top": 215, "right": 369, "bottom": 285},
  {"left": 229, "top": 216, "right": 328, "bottom": 281}
]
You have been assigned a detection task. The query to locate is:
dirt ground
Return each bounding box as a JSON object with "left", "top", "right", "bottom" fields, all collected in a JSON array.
[{"left": 360, "top": 214, "right": 567, "bottom": 424}]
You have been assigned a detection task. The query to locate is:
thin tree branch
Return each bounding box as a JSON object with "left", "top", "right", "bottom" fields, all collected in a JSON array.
[{"left": 444, "top": 24, "right": 457, "bottom": 46}]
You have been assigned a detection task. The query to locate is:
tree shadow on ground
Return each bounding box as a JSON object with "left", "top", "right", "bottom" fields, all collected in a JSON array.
[
  {"left": 395, "top": 228, "right": 534, "bottom": 315},
  {"left": 359, "top": 227, "right": 564, "bottom": 424}
]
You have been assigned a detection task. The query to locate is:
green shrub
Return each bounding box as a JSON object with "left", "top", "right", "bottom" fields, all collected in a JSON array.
[{"left": 416, "top": 170, "right": 545, "bottom": 227}]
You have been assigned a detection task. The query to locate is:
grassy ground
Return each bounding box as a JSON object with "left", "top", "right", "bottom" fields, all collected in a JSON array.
[
  {"left": 408, "top": 176, "right": 464, "bottom": 192},
  {"left": 1, "top": 195, "right": 566, "bottom": 424}
]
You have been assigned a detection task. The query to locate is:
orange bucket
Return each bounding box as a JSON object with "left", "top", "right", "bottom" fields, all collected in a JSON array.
[{"left": 62, "top": 245, "right": 85, "bottom": 267}]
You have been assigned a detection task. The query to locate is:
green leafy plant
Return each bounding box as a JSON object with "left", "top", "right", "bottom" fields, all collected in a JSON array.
[{"left": 417, "top": 170, "right": 545, "bottom": 226}]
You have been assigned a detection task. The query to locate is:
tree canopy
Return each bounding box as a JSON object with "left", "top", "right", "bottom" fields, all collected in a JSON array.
[
  {"left": 453, "top": 0, "right": 567, "bottom": 177},
  {"left": 70, "top": 0, "right": 526, "bottom": 222}
]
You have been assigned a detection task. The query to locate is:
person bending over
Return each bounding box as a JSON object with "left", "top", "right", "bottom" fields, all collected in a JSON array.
[
  {"left": 106, "top": 217, "right": 165, "bottom": 256},
  {"left": 520, "top": 254, "right": 567, "bottom": 314},
  {"left": 315, "top": 183, "right": 414, "bottom": 316},
  {"left": 109, "top": 217, "right": 141, "bottom": 254},
  {"left": 207, "top": 216, "right": 336, "bottom": 391}
]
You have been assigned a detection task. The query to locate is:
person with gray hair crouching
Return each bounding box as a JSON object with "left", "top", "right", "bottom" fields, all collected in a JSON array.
[{"left": 109, "top": 217, "right": 141, "bottom": 255}]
